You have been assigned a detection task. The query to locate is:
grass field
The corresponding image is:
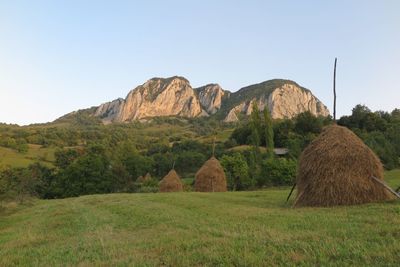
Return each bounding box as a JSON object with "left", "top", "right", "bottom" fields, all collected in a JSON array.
[
  {"left": 0, "top": 170, "right": 399, "bottom": 266},
  {"left": 0, "top": 145, "right": 55, "bottom": 168}
]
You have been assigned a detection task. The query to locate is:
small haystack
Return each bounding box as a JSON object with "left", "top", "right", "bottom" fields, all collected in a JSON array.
[
  {"left": 136, "top": 175, "right": 144, "bottom": 183},
  {"left": 195, "top": 157, "right": 227, "bottom": 192},
  {"left": 294, "top": 125, "right": 395, "bottom": 207},
  {"left": 144, "top": 173, "right": 152, "bottom": 181},
  {"left": 136, "top": 173, "right": 152, "bottom": 183},
  {"left": 159, "top": 169, "right": 183, "bottom": 192}
]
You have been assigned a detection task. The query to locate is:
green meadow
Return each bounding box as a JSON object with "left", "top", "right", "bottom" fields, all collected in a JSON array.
[
  {"left": 1, "top": 170, "right": 399, "bottom": 266},
  {"left": 0, "top": 145, "right": 55, "bottom": 168}
]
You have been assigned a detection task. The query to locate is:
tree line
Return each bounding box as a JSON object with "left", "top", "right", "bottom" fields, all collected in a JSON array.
[{"left": 1, "top": 104, "right": 399, "bottom": 204}]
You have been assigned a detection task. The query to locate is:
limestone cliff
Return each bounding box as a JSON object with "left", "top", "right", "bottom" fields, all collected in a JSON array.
[
  {"left": 95, "top": 77, "right": 202, "bottom": 122},
  {"left": 91, "top": 77, "right": 329, "bottom": 124},
  {"left": 222, "top": 81, "right": 329, "bottom": 122},
  {"left": 196, "top": 84, "right": 229, "bottom": 114}
]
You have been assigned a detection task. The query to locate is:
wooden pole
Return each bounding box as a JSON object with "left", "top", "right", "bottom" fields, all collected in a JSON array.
[
  {"left": 286, "top": 183, "right": 296, "bottom": 203},
  {"left": 333, "top": 57, "right": 337, "bottom": 122},
  {"left": 370, "top": 176, "right": 400, "bottom": 199}
]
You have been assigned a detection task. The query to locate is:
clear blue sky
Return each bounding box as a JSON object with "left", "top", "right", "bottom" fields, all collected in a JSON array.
[{"left": 1, "top": 0, "right": 399, "bottom": 125}]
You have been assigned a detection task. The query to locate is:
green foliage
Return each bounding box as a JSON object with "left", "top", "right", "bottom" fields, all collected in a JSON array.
[
  {"left": 250, "top": 102, "right": 262, "bottom": 149},
  {"left": 175, "top": 151, "right": 206, "bottom": 176},
  {"left": 135, "top": 178, "right": 159, "bottom": 193},
  {"left": 54, "top": 148, "right": 81, "bottom": 169},
  {"left": 229, "top": 111, "right": 328, "bottom": 159},
  {"left": 263, "top": 107, "right": 274, "bottom": 158},
  {"left": 260, "top": 158, "right": 297, "bottom": 186},
  {"left": 363, "top": 132, "right": 399, "bottom": 170},
  {"left": 151, "top": 152, "right": 174, "bottom": 177},
  {"left": 294, "top": 111, "right": 324, "bottom": 135},
  {"left": 230, "top": 125, "right": 252, "bottom": 145},
  {"left": 56, "top": 145, "right": 115, "bottom": 197},
  {"left": 0, "top": 103, "right": 398, "bottom": 200},
  {"left": 220, "top": 153, "right": 252, "bottom": 190},
  {"left": 0, "top": 165, "right": 44, "bottom": 203},
  {"left": 118, "top": 147, "right": 154, "bottom": 180},
  {"left": 249, "top": 103, "right": 262, "bottom": 180},
  {"left": 339, "top": 104, "right": 400, "bottom": 169}
]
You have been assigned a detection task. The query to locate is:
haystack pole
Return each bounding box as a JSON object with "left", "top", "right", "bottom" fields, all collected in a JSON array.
[
  {"left": 370, "top": 176, "right": 400, "bottom": 199},
  {"left": 286, "top": 58, "right": 338, "bottom": 204},
  {"left": 333, "top": 57, "right": 337, "bottom": 122}
]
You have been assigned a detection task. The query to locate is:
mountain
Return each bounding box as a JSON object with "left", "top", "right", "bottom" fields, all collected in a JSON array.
[
  {"left": 220, "top": 79, "right": 330, "bottom": 122},
  {"left": 61, "top": 76, "right": 329, "bottom": 124},
  {"left": 195, "top": 84, "right": 230, "bottom": 115}
]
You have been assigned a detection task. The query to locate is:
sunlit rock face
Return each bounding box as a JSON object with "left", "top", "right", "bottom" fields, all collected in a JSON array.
[
  {"left": 93, "top": 77, "right": 329, "bottom": 124},
  {"left": 196, "top": 84, "right": 228, "bottom": 114},
  {"left": 95, "top": 76, "right": 202, "bottom": 122},
  {"left": 224, "top": 83, "right": 329, "bottom": 122}
]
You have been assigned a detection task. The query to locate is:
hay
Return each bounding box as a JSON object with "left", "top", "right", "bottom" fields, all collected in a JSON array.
[
  {"left": 144, "top": 173, "right": 151, "bottom": 181},
  {"left": 136, "top": 173, "right": 151, "bottom": 183},
  {"left": 159, "top": 169, "right": 183, "bottom": 192},
  {"left": 195, "top": 157, "right": 227, "bottom": 192},
  {"left": 294, "top": 125, "right": 394, "bottom": 207}
]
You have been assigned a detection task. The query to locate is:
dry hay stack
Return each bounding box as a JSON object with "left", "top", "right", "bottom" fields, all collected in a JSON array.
[
  {"left": 195, "top": 157, "right": 227, "bottom": 192},
  {"left": 136, "top": 173, "right": 151, "bottom": 183},
  {"left": 159, "top": 169, "right": 183, "bottom": 192},
  {"left": 144, "top": 173, "right": 152, "bottom": 181},
  {"left": 294, "top": 124, "right": 394, "bottom": 207},
  {"left": 136, "top": 175, "right": 144, "bottom": 183}
]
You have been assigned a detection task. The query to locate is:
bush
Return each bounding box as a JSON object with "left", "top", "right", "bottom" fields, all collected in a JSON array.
[
  {"left": 175, "top": 151, "right": 206, "bottom": 177},
  {"left": 135, "top": 179, "right": 159, "bottom": 193},
  {"left": 260, "top": 158, "right": 297, "bottom": 186},
  {"left": 220, "top": 153, "right": 252, "bottom": 190}
]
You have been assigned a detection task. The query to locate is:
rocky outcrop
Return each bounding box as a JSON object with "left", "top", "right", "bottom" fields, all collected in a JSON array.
[
  {"left": 94, "top": 77, "right": 203, "bottom": 122},
  {"left": 268, "top": 83, "right": 329, "bottom": 119},
  {"left": 196, "top": 84, "right": 228, "bottom": 114},
  {"left": 223, "top": 83, "right": 329, "bottom": 122},
  {"left": 92, "top": 77, "right": 329, "bottom": 124},
  {"left": 94, "top": 98, "right": 124, "bottom": 124}
]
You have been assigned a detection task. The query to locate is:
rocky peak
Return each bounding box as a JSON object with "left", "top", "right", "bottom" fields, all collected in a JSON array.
[
  {"left": 94, "top": 76, "right": 202, "bottom": 123},
  {"left": 196, "top": 84, "right": 229, "bottom": 114},
  {"left": 223, "top": 82, "right": 329, "bottom": 122},
  {"left": 91, "top": 77, "right": 329, "bottom": 124}
]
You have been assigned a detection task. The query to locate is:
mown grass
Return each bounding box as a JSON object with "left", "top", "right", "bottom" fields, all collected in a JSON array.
[{"left": 0, "top": 171, "right": 399, "bottom": 266}]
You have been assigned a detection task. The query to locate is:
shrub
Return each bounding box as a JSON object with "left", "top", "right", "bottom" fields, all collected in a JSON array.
[
  {"left": 260, "top": 158, "right": 297, "bottom": 186},
  {"left": 220, "top": 153, "right": 252, "bottom": 190}
]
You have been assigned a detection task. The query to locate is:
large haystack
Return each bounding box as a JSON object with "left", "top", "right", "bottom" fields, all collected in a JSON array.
[
  {"left": 294, "top": 125, "right": 394, "bottom": 207},
  {"left": 195, "top": 157, "right": 227, "bottom": 192},
  {"left": 159, "top": 169, "right": 183, "bottom": 192}
]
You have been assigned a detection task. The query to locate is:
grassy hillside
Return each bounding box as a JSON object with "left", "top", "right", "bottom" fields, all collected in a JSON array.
[
  {"left": 0, "top": 145, "right": 55, "bottom": 168},
  {"left": 1, "top": 171, "right": 399, "bottom": 266}
]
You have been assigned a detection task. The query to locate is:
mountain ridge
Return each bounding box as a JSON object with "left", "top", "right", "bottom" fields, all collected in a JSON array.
[{"left": 58, "top": 76, "right": 330, "bottom": 124}]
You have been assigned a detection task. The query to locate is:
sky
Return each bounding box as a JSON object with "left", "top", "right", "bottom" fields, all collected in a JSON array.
[{"left": 0, "top": 0, "right": 399, "bottom": 125}]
